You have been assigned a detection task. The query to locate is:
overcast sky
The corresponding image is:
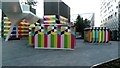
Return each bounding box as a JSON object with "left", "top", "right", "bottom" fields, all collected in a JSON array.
[{"left": 62, "top": 0, "right": 101, "bottom": 27}]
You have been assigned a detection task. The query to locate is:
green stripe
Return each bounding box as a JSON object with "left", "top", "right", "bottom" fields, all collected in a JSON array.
[
  {"left": 38, "top": 34, "right": 41, "bottom": 47},
  {"left": 38, "top": 33, "right": 44, "bottom": 47},
  {"left": 67, "top": 33, "right": 71, "bottom": 48},
  {"left": 99, "top": 30, "right": 101, "bottom": 43},
  {"left": 55, "top": 34, "right": 57, "bottom": 48},
  {"left": 51, "top": 34, "right": 54, "bottom": 48},
  {"left": 41, "top": 34, "right": 44, "bottom": 47},
  {"left": 64, "top": 34, "right": 68, "bottom": 48},
  {"left": 29, "top": 35, "right": 32, "bottom": 45}
]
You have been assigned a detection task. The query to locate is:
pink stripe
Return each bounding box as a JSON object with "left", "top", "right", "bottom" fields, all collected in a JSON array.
[
  {"left": 35, "top": 34, "right": 38, "bottom": 47},
  {"left": 61, "top": 35, "right": 64, "bottom": 48},
  {"left": 47, "top": 35, "right": 51, "bottom": 48},
  {"left": 60, "top": 21, "right": 62, "bottom": 24},
  {"left": 104, "top": 30, "right": 106, "bottom": 43},
  {"left": 44, "top": 34, "right": 47, "bottom": 48},
  {"left": 57, "top": 35, "right": 61, "bottom": 48},
  {"left": 71, "top": 34, "right": 75, "bottom": 49},
  {"left": 106, "top": 30, "right": 108, "bottom": 42},
  {"left": 44, "top": 22, "right": 49, "bottom": 24},
  {"left": 45, "top": 18, "right": 50, "bottom": 20}
]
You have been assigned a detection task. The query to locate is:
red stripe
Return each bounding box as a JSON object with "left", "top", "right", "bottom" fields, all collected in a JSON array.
[
  {"left": 18, "top": 35, "right": 22, "bottom": 38},
  {"left": 32, "top": 36, "right": 34, "bottom": 44},
  {"left": 71, "top": 34, "right": 74, "bottom": 49},
  {"left": 44, "top": 34, "right": 47, "bottom": 48},
  {"left": 18, "top": 28, "right": 28, "bottom": 30},
  {"left": 57, "top": 35, "right": 61, "bottom": 48},
  {"left": 104, "top": 30, "right": 106, "bottom": 43},
  {"left": 19, "top": 24, "right": 23, "bottom": 26},
  {"left": 108, "top": 30, "right": 110, "bottom": 42}
]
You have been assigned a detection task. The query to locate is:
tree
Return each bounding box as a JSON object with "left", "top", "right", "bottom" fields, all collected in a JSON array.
[{"left": 74, "top": 15, "right": 90, "bottom": 39}]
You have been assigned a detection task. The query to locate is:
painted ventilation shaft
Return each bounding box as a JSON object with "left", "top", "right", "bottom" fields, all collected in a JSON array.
[
  {"left": 84, "top": 27, "right": 110, "bottom": 43},
  {"left": 3, "top": 17, "right": 29, "bottom": 39},
  {"left": 29, "top": 15, "right": 75, "bottom": 50}
]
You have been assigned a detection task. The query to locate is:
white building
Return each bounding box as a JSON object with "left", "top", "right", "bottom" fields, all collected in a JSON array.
[
  {"left": 118, "top": 1, "right": 120, "bottom": 40},
  {"left": 100, "top": 0, "right": 119, "bottom": 30}
]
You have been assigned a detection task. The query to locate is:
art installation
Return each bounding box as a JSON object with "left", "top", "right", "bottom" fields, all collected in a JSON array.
[
  {"left": 3, "top": 17, "right": 29, "bottom": 39},
  {"left": 44, "top": 15, "right": 68, "bottom": 24},
  {"left": 84, "top": 27, "right": 110, "bottom": 43},
  {"left": 18, "top": 19, "right": 29, "bottom": 38},
  {"left": 29, "top": 15, "right": 75, "bottom": 50},
  {"left": 3, "top": 17, "right": 16, "bottom": 38}
]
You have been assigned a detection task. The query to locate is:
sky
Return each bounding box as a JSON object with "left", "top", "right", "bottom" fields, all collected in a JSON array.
[{"left": 62, "top": 0, "right": 101, "bottom": 27}]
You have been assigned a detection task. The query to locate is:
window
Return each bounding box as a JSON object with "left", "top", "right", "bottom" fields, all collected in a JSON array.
[
  {"left": 111, "top": 15, "right": 113, "bottom": 18},
  {"left": 115, "top": 12, "right": 117, "bottom": 16},
  {"left": 116, "top": 6, "right": 118, "bottom": 9}
]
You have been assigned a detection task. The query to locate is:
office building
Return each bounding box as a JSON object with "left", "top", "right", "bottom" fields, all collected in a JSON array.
[
  {"left": 118, "top": 1, "right": 120, "bottom": 41},
  {"left": 100, "top": 0, "right": 119, "bottom": 40}
]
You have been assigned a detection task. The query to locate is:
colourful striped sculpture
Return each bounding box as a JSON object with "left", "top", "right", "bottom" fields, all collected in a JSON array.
[
  {"left": 59, "top": 16, "right": 68, "bottom": 24},
  {"left": 3, "top": 17, "right": 16, "bottom": 38},
  {"left": 84, "top": 27, "right": 110, "bottom": 43},
  {"left": 44, "top": 15, "right": 68, "bottom": 24},
  {"left": 44, "top": 15, "right": 59, "bottom": 24},
  {"left": 29, "top": 25, "right": 75, "bottom": 50},
  {"left": 29, "top": 15, "right": 75, "bottom": 50},
  {"left": 2, "top": 17, "right": 30, "bottom": 39},
  {"left": 18, "top": 19, "right": 29, "bottom": 38},
  {"left": 28, "top": 24, "right": 35, "bottom": 45}
]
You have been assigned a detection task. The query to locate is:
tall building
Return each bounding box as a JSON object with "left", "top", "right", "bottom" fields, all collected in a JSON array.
[
  {"left": 44, "top": 0, "right": 70, "bottom": 22},
  {"left": 100, "top": 0, "right": 119, "bottom": 40},
  {"left": 118, "top": 1, "right": 120, "bottom": 41}
]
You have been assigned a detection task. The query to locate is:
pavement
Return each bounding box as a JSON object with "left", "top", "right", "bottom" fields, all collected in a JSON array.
[{"left": 1, "top": 38, "right": 119, "bottom": 66}]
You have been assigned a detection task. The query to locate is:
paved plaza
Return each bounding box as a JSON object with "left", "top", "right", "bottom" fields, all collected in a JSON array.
[{"left": 1, "top": 38, "right": 119, "bottom": 66}]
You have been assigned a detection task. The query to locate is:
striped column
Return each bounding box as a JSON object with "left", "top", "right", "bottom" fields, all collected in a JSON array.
[
  {"left": 35, "top": 34, "right": 38, "bottom": 47},
  {"left": 51, "top": 32, "right": 57, "bottom": 48},
  {"left": 38, "top": 32, "right": 44, "bottom": 48},
  {"left": 64, "top": 32, "right": 71, "bottom": 48},
  {"left": 57, "top": 26, "right": 61, "bottom": 48},
  {"left": 99, "top": 28, "right": 101, "bottom": 43},
  {"left": 96, "top": 28, "right": 99, "bottom": 43}
]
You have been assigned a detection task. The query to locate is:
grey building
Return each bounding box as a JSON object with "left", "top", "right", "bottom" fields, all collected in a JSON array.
[{"left": 44, "top": 0, "right": 70, "bottom": 22}]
